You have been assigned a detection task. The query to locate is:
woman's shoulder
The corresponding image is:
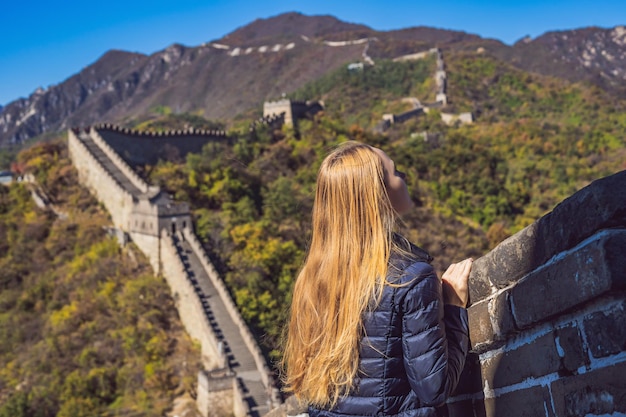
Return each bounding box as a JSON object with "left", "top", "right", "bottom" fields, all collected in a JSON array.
[{"left": 391, "top": 259, "right": 436, "bottom": 288}]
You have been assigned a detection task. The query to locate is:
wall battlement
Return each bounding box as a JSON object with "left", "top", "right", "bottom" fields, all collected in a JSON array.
[
  {"left": 93, "top": 123, "right": 228, "bottom": 138},
  {"left": 249, "top": 113, "right": 286, "bottom": 131},
  {"left": 88, "top": 123, "right": 229, "bottom": 167}
]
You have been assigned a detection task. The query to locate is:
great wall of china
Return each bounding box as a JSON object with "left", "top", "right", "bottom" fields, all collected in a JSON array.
[
  {"left": 67, "top": 125, "right": 281, "bottom": 417},
  {"left": 67, "top": 120, "right": 626, "bottom": 417},
  {"left": 60, "top": 39, "right": 626, "bottom": 416},
  {"left": 376, "top": 48, "right": 473, "bottom": 132},
  {"left": 256, "top": 43, "right": 473, "bottom": 132}
]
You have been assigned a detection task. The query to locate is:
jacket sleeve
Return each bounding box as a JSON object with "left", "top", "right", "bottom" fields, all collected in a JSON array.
[{"left": 401, "top": 262, "right": 469, "bottom": 407}]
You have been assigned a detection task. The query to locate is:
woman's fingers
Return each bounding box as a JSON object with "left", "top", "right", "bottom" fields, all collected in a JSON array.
[
  {"left": 443, "top": 258, "right": 472, "bottom": 281},
  {"left": 460, "top": 258, "right": 473, "bottom": 277},
  {"left": 441, "top": 258, "right": 473, "bottom": 308}
]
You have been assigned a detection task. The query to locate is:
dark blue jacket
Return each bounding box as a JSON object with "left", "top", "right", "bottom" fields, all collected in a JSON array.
[{"left": 309, "top": 243, "right": 469, "bottom": 417}]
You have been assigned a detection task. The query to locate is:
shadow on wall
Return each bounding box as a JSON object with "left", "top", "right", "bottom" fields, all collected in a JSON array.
[
  {"left": 94, "top": 123, "right": 231, "bottom": 167},
  {"left": 449, "top": 170, "right": 626, "bottom": 417}
]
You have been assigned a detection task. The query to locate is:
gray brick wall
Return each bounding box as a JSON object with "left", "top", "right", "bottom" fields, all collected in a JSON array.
[{"left": 450, "top": 170, "right": 626, "bottom": 417}]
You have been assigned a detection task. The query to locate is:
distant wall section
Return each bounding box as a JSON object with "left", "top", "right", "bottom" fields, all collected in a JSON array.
[
  {"left": 263, "top": 99, "right": 323, "bottom": 127},
  {"left": 68, "top": 129, "right": 134, "bottom": 230},
  {"left": 95, "top": 124, "right": 229, "bottom": 167}
]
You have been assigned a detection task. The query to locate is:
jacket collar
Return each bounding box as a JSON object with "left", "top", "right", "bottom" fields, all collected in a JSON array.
[{"left": 392, "top": 233, "right": 433, "bottom": 264}]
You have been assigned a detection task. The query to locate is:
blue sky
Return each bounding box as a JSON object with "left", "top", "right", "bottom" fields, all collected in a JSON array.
[{"left": 1, "top": 0, "right": 625, "bottom": 106}]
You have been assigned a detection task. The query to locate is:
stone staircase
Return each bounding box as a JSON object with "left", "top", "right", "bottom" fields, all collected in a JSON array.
[{"left": 173, "top": 235, "right": 270, "bottom": 416}]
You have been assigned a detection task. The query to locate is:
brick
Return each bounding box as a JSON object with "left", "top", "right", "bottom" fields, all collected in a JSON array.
[
  {"left": 468, "top": 300, "right": 494, "bottom": 349},
  {"left": 482, "top": 386, "right": 553, "bottom": 417},
  {"left": 535, "top": 170, "right": 626, "bottom": 261},
  {"left": 469, "top": 255, "right": 497, "bottom": 301},
  {"left": 477, "top": 325, "right": 587, "bottom": 391},
  {"left": 491, "top": 291, "right": 515, "bottom": 342},
  {"left": 555, "top": 325, "right": 589, "bottom": 373},
  {"left": 511, "top": 231, "right": 626, "bottom": 329},
  {"left": 469, "top": 223, "right": 540, "bottom": 297},
  {"left": 605, "top": 233, "right": 626, "bottom": 290},
  {"left": 468, "top": 170, "right": 626, "bottom": 303},
  {"left": 468, "top": 291, "right": 516, "bottom": 350},
  {"left": 550, "top": 361, "right": 626, "bottom": 416},
  {"left": 583, "top": 298, "right": 626, "bottom": 359},
  {"left": 482, "top": 333, "right": 561, "bottom": 389}
]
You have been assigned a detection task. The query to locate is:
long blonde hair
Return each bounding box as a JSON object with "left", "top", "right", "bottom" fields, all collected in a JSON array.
[{"left": 282, "top": 141, "right": 398, "bottom": 407}]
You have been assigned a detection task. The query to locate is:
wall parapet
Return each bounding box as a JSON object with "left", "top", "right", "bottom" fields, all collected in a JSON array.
[
  {"left": 447, "top": 169, "right": 626, "bottom": 416},
  {"left": 93, "top": 122, "right": 228, "bottom": 138},
  {"left": 469, "top": 170, "right": 626, "bottom": 304},
  {"left": 68, "top": 129, "right": 134, "bottom": 228},
  {"left": 89, "top": 128, "right": 152, "bottom": 195}
]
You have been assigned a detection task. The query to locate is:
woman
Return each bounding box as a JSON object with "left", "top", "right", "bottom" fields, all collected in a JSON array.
[{"left": 282, "top": 141, "right": 471, "bottom": 417}]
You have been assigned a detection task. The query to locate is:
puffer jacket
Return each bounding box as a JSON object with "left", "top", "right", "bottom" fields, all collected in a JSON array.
[{"left": 309, "top": 240, "right": 469, "bottom": 417}]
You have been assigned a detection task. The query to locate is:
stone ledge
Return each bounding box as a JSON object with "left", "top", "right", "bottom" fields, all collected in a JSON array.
[
  {"left": 469, "top": 170, "right": 626, "bottom": 302},
  {"left": 511, "top": 230, "right": 626, "bottom": 329}
]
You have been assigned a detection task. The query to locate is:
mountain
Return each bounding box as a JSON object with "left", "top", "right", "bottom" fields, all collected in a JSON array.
[
  {"left": 494, "top": 26, "right": 626, "bottom": 96},
  {"left": 222, "top": 11, "right": 373, "bottom": 44},
  {"left": 0, "top": 12, "right": 625, "bottom": 147}
]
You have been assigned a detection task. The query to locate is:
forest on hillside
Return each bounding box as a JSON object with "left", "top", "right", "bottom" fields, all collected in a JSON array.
[
  {"left": 0, "top": 144, "right": 201, "bottom": 417},
  {"left": 1, "top": 51, "right": 625, "bottom": 413}
]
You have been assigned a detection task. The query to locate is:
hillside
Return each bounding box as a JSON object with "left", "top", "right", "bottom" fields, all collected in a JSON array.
[
  {"left": 116, "top": 51, "right": 626, "bottom": 359},
  {"left": 0, "top": 141, "right": 201, "bottom": 417},
  {"left": 1, "top": 13, "right": 625, "bottom": 149}
]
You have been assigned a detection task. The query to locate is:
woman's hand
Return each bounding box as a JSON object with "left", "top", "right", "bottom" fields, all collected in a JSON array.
[{"left": 442, "top": 258, "right": 473, "bottom": 308}]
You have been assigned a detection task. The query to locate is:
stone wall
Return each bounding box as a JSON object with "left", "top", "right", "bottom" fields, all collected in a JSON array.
[
  {"left": 448, "top": 169, "right": 626, "bottom": 416},
  {"left": 263, "top": 99, "right": 324, "bottom": 128},
  {"left": 90, "top": 128, "right": 153, "bottom": 193},
  {"left": 197, "top": 370, "right": 236, "bottom": 416},
  {"left": 394, "top": 107, "right": 425, "bottom": 124},
  {"left": 94, "top": 124, "right": 228, "bottom": 167},
  {"left": 70, "top": 126, "right": 279, "bottom": 416},
  {"left": 376, "top": 48, "right": 475, "bottom": 131},
  {"left": 68, "top": 129, "right": 134, "bottom": 230},
  {"left": 129, "top": 232, "right": 161, "bottom": 275}
]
